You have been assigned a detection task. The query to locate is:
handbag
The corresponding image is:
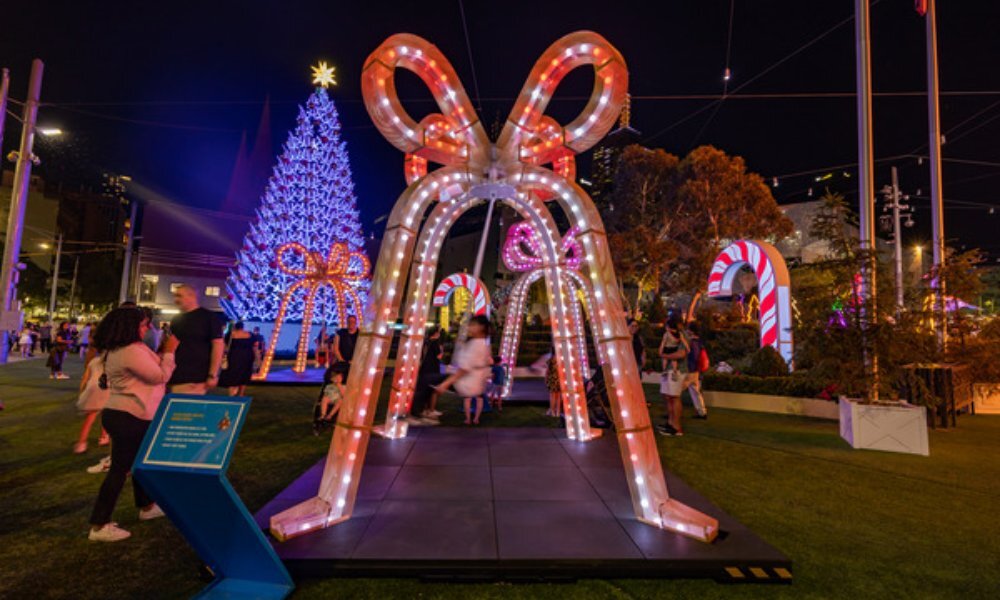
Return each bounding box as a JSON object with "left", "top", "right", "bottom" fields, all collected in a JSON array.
[
  {"left": 77, "top": 355, "right": 111, "bottom": 412},
  {"left": 659, "top": 368, "right": 685, "bottom": 397}
]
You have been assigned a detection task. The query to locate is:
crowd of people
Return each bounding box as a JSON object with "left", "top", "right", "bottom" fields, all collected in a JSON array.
[
  {"left": 68, "top": 283, "right": 706, "bottom": 542},
  {"left": 7, "top": 319, "right": 97, "bottom": 379}
]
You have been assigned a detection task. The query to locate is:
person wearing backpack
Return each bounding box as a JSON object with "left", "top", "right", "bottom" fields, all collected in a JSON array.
[{"left": 683, "top": 322, "right": 709, "bottom": 419}]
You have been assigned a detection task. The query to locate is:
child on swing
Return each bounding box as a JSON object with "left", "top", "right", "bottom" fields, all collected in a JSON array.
[{"left": 433, "top": 315, "right": 493, "bottom": 425}]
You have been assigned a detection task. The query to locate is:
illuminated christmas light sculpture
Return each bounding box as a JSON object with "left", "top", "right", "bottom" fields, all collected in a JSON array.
[
  {"left": 707, "top": 240, "right": 794, "bottom": 366},
  {"left": 256, "top": 242, "right": 370, "bottom": 377},
  {"left": 432, "top": 273, "right": 490, "bottom": 316},
  {"left": 269, "top": 31, "right": 718, "bottom": 544},
  {"left": 498, "top": 222, "right": 594, "bottom": 399},
  {"left": 224, "top": 65, "right": 369, "bottom": 336}
]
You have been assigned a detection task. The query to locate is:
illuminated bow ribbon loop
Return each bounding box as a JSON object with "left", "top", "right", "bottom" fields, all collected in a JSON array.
[
  {"left": 499, "top": 222, "right": 592, "bottom": 396},
  {"left": 503, "top": 222, "right": 583, "bottom": 272},
  {"left": 361, "top": 31, "right": 628, "bottom": 185},
  {"left": 257, "top": 242, "right": 371, "bottom": 378}
]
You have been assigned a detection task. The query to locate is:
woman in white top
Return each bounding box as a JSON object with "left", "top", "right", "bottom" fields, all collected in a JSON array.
[
  {"left": 433, "top": 315, "right": 493, "bottom": 425},
  {"left": 88, "top": 307, "right": 178, "bottom": 542}
]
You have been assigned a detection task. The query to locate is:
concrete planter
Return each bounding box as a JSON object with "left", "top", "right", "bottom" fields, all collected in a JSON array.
[
  {"left": 838, "top": 397, "right": 929, "bottom": 456},
  {"left": 701, "top": 390, "right": 839, "bottom": 420},
  {"left": 973, "top": 383, "right": 1000, "bottom": 415}
]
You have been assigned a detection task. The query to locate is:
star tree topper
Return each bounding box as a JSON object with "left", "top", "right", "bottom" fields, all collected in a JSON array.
[{"left": 311, "top": 61, "right": 337, "bottom": 88}]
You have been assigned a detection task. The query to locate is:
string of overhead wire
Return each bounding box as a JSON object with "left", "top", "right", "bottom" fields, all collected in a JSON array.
[
  {"left": 642, "top": 0, "right": 884, "bottom": 145},
  {"left": 457, "top": 0, "right": 482, "bottom": 114},
  {"left": 689, "top": 0, "right": 737, "bottom": 146}
]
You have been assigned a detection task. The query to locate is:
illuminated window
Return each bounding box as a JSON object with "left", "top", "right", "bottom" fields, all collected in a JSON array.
[
  {"left": 205, "top": 286, "right": 221, "bottom": 297},
  {"left": 169, "top": 283, "right": 183, "bottom": 293},
  {"left": 139, "top": 275, "right": 158, "bottom": 303}
]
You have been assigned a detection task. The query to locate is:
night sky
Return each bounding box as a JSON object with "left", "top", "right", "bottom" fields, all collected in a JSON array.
[{"left": 3, "top": 1, "right": 999, "bottom": 255}]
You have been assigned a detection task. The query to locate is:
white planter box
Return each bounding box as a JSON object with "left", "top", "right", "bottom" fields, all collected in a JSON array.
[
  {"left": 702, "top": 390, "right": 838, "bottom": 420},
  {"left": 973, "top": 383, "right": 1000, "bottom": 415},
  {"left": 838, "top": 398, "right": 929, "bottom": 456}
]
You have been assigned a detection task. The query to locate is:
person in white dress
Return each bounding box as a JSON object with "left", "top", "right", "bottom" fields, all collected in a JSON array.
[{"left": 433, "top": 315, "right": 493, "bottom": 425}]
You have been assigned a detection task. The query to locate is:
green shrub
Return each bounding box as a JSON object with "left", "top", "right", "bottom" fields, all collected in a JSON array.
[
  {"left": 745, "top": 346, "right": 789, "bottom": 377},
  {"left": 703, "top": 371, "right": 831, "bottom": 399},
  {"left": 702, "top": 325, "right": 758, "bottom": 364}
]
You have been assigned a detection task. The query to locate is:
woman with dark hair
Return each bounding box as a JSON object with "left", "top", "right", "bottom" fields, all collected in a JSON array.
[
  {"left": 219, "top": 321, "right": 255, "bottom": 396},
  {"left": 88, "top": 307, "right": 178, "bottom": 542},
  {"left": 47, "top": 322, "right": 72, "bottom": 379},
  {"left": 433, "top": 315, "right": 493, "bottom": 425}
]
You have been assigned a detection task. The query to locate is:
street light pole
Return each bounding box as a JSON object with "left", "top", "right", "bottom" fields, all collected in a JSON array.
[
  {"left": 0, "top": 68, "right": 9, "bottom": 156},
  {"left": 854, "top": 0, "right": 878, "bottom": 400},
  {"left": 923, "top": 0, "right": 947, "bottom": 352},
  {"left": 0, "top": 59, "right": 44, "bottom": 365},
  {"left": 68, "top": 255, "right": 79, "bottom": 320},
  {"left": 47, "top": 233, "right": 63, "bottom": 319},
  {"left": 118, "top": 199, "right": 137, "bottom": 304}
]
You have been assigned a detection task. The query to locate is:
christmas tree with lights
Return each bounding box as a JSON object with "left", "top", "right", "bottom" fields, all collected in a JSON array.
[{"left": 224, "top": 62, "right": 369, "bottom": 325}]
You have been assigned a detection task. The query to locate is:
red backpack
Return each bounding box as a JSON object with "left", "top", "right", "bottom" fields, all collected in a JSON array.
[{"left": 697, "top": 347, "right": 710, "bottom": 373}]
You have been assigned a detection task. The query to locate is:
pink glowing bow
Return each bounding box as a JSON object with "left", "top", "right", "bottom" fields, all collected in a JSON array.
[
  {"left": 502, "top": 222, "right": 582, "bottom": 272},
  {"left": 361, "top": 31, "right": 628, "bottom": 186}
]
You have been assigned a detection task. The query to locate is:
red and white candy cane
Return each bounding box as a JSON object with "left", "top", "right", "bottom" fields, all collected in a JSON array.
[
  {"left": 707, "top": 240, "right": 794, "bottom": 367},
  {"left": 432, "top": 272, "right": 490, "bottom": 316}
]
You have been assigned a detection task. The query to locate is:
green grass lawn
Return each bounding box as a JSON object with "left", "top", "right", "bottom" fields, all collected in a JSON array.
[{"left": 1, "top": 355, "right": 998, "bottom": 599}]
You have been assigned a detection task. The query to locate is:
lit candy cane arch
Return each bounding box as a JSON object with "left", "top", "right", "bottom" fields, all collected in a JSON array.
[
  {"left": 256, "top": 242, "right": 370, "bottom": 378},
  {"left": 707, "top": 240, "right": 794, "bottom": 366},
  {"left": 432, "top": 272, "right": 490, "bottom": 316},
  {"left": 499, "top": 222, "right": 594, "bottom": 398},
  {"left": 269, "top": 31, "right": 718, "bottom": 543}
]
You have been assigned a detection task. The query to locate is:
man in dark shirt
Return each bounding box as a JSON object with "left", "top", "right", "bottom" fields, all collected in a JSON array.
[
  {"left": 629, "top": 319, "right": 646, "bottom": 372},
  {"left": 169, "top": 284, "right": 224, "bottom": 394},
  {"left": 332, "top": 315, "right": 360, "bottom": 373}
]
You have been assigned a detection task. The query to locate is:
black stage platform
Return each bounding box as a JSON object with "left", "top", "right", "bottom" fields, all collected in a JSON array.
[
  {"left": 255, "top": 427, "right": 791, "bottom": 582},
  {"left": 255, "top": 366, "right": 327, "bottom": 385}
]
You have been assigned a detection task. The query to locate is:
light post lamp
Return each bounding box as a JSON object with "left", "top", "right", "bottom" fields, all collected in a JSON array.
[{"left": 0, "top": 59, "right": 45, "bottom": 365}]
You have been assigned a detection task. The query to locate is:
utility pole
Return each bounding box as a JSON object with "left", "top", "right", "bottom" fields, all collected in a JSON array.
[
  {"left": 118, "top": 198, "right": 137, "bottom": 304},
  {"left": 47, "top": 233, "right": 63, "bottom": 319},
  {"left": 854, "top": 0, "right": 878, "bottom": 400},
  {"left": 0, "top": 68, "right": 9, "bottom": 155},
  {"left": 0, "top": 59, "right": 44, "bottom": 364},
  {"left": 923, "top": 0, "right": 947, "bottom": 352},
  {"left": 882, "top": 166, "right": 909, "bottom": 316},
  {"left": 68, "top": 256, "right": 79, "bottom": 320}
]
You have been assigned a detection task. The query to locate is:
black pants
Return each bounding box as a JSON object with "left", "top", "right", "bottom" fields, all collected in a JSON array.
[
  {"left": 40, "top": 338, "right": 51, "bottom": 353},
  {"left": 89, "top": 409, "right": 153, "bottom": 526},
  {"left": 411, "top": 372, "right": 446, "bottom": 416}
]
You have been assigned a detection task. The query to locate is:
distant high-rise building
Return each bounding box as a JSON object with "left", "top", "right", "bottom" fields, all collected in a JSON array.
[{"left": 588, "top": 94, "right": 641, "bottom": 210}]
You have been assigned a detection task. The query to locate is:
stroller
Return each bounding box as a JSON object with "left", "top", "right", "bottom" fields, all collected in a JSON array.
[{"left": 584, "top": 367, "right": 613, "bottom": 429}]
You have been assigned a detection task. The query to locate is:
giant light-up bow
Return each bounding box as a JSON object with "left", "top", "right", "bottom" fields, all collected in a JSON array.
[
  {"left": 269, "top": 31, "right": 719, "bottom": 546},
  {"left": 257, "top": 241, "right": 370, "bottom": 378},
  {"left": 499, "top": 222, "right": 592, "bottom": 396}
]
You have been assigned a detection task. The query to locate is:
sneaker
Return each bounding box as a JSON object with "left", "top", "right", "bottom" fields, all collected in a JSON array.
[
  {"left": 73, "top": 442, "right": 88, "bottom": 454},
  {"left": 419, "top": 416, "right": 440, "bottom": 426},
  {"left": 89, "top": 523, "right": 131, "bottom": 542},
  {"left": 404, "top": 415, "right": 424, "bottom": 426},
  {"left": 98, "top": 434, "right": 110, "bottom": 446},
  {"left": 427, "top": 410, "right": 443, "bottom": 418},
  {"left": 656, "top": 424, "right": 678, "bottom": 437},
  {"left": 86, "top": 456, "right": 111, "bottom": 474},
  {"left": 56, "top": 373, "right": 70, "bottom": 380},
  {"left": 139, "top": 504, "right": 165, "bottom": 521}
]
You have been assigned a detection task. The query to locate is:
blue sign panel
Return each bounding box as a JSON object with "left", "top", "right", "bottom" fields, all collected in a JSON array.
[
  {"left": 133, "top": 394, "right": 293, "bottom": 600},
  {"left": 143, "top": 397, "right": 246, "bottom": 470}
]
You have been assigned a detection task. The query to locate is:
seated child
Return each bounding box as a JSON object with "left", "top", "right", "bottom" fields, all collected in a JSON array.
[{"left": 314, "top": 362, "right": 348, "bottom": 434}]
